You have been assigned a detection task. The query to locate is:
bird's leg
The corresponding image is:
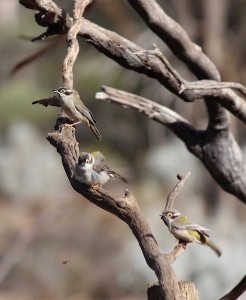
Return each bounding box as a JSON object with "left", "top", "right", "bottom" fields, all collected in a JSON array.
[
  {"left": 178, "top": 240, "right": 187, "bottom": 249},
  {"left": 91, "top": 183, "right": 101, "bottom": 189}
]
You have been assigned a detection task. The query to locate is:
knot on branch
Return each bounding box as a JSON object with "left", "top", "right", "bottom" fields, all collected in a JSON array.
[{"left": 124, "top": 188, "right": 132, "bottom": 198}]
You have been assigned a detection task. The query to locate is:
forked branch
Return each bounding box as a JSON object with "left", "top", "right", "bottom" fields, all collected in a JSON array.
[
  {"left": 96, "top": 85, "right": 246, "bottom": 204},
  {"left": 19, "top": 0, "right": 246, "bottom": 124},
  {"left": 47, "top": 119, "right": 184, "bottom": 299}
]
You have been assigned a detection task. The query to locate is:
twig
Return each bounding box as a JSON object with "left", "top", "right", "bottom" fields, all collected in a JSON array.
[
  {"left": 167, "top": 244, "right": 186, "bottom": 264},
  {"left": 32, "top": 96, "right": 60, "bottom": 107},
  {"left": 62, "top": 0, "right": 93, "bottom": 88},
  {"left": 164, "top": 172, "right": 191, "bottom": 212}
]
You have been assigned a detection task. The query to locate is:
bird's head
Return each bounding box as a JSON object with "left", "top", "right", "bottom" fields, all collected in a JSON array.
[
  {"left": 160, "top": 209, "right": 181, "bottom": 225},
  {"left": 77, "top": 152, "right": 95, "bottom": 171},
  {"left": 53, "top": 87, "right": 77, "bottom": 100}
]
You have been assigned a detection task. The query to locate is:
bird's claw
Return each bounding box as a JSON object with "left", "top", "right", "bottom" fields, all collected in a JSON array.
[
  {"left": 178, "top": 242, "right": 187, "bottom": 249},
  {"left": 92, "top": 183, "right": 101, "bottom": 189}
]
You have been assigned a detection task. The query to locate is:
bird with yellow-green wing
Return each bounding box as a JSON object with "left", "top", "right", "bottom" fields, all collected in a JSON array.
[
  {"left": 160, "top": 209, "right": 221, "bottom": 256},
  {"left": 74, "top": 151, "right": 127, "bottom": 187},
  {"left": 53, "top": 87, "right": 101, "bottom": 141}
]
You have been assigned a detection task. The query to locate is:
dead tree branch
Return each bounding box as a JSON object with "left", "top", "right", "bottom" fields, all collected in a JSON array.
[
  {"left": 18, "top": 0, "right": 244, "bottom": 298},
  {"left": 220, "top": 275, "right": 246, "bottom": 300},
  {"left": 46, "top": 120, "right": 185, "bottom": 299},
  {"left": 20, "top": 0, "right": 246, "bottom": 122},
  {"left": 133, "top": 45, "right": 246, "bottom": 124},
  {"left": 164, "top": 173, "right": 191, "bottom": 212},
  {"left": 127, "top": 0, "right": 220, "bottom": 81},
  {"left": 62, "top": 0, "right": 93, "bottom": 88},
  {"left": 32, "top": 96, "right": 60, "bottom": 107},
  {"left": 126, "top": 0, "right": 228, "bottom": 138},
  {"left": 96, "top": 86, "right": 246, "bottom": 204}
]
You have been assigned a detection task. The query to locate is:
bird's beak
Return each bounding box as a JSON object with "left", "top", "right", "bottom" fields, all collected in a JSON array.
[{"left": 53, "top": 89, "right": 58, "bottom": 94}]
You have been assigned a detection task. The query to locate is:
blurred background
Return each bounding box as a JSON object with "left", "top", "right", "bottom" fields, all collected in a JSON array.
[{"left": 0, "top": 0, "right": 246, "bottom": 299}]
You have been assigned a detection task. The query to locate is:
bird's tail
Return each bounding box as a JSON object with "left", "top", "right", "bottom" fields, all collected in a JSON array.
[
  {"left": 110, "top": 171, "right": 128, "bottom": 183},
  {"left": 205, "top": 237, "right": 222, "bottom": 257},
  {"left": 89, "top": 124, "right": 102, "bottom": 141}
]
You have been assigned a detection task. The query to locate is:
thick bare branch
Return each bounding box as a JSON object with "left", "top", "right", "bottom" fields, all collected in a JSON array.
[
  {"left": 96, "top": 86, "right": 197, "bottom": 141},
  {"left": 135, "top": 46, "right": 246, "bottom": 125},
  {"left": 180, "top": 80, "right": 246, "bottom": 97},
  {"left": 148, "top": 281, "right": 199, "bottom": 300},
  {"left": 18, "top": 1, "right": 246, "bottom": 299},
  {"left": 150, "top": 45, "right": 246, "bottom": 97},
  {"left": 18, "top": 2, "right": 246, "bottom": 299},
  {"left": 126, "top": 0, "right": 231, "bottom": 138},
  {"left": 96, "top": 86, "right": 246, "bottom": 204},
  {"left": 19, "top": 1, "right": 246, "bottom": 125},
  {"left": 80, "top": 21, "right": 246, "bottom": 126},
  {"left": 127, "top": 0, "right": 220, "bottom": 81},
  {"left": 46, "top": 120, "right": 182, "bottom": 299}
]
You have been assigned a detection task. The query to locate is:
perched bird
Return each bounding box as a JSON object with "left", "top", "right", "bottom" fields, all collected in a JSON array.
[
  {"left": 74, "top": 151, "right": 127, "bottom": 187},
  {"left": 53, "top": 87, "right": 101, "bottom": 141},
  {"left": 160, "top": 209, "right": 221, "bottom": 256}
]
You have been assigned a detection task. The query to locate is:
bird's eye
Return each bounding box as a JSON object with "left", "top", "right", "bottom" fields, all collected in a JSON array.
[
  {"left": 167, "top": 212, "right": 173, "bottom": 217},
  {"left": 85, "top": 159, "right": 89, "bottom": 164},
  {"left": 60, "top": 88, "right": 66, "bottom": 93}
]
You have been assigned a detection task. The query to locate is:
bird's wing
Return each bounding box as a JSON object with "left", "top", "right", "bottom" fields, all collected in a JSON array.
[
  {"left": 173, "top": 220, "right": 211, "bottom": 235},
  {"left": 187, "top": 224, "right": 211, "bottom": 237},
  {"left": 106, "top": 168, "right": 128, "bottom": 183},
  {"left": 74, "top": 99, "right": 96, "bottom": 125},
  {"left": 92, "top": 151, "right": 106, "bottom": 173},
  {"left": 91, "top": 152, "right": 127, "bottom": 183}
]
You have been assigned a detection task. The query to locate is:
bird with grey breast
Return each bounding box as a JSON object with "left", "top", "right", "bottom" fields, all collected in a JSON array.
[
  {"left": 53, "top": 87, "right": 101, "bottom": 141},
  {"left": 160, "top": 209, "right": 221, "bottom": 256},
  {"left": 74, "top": 151, "right": 127, "bottom": 187}
]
